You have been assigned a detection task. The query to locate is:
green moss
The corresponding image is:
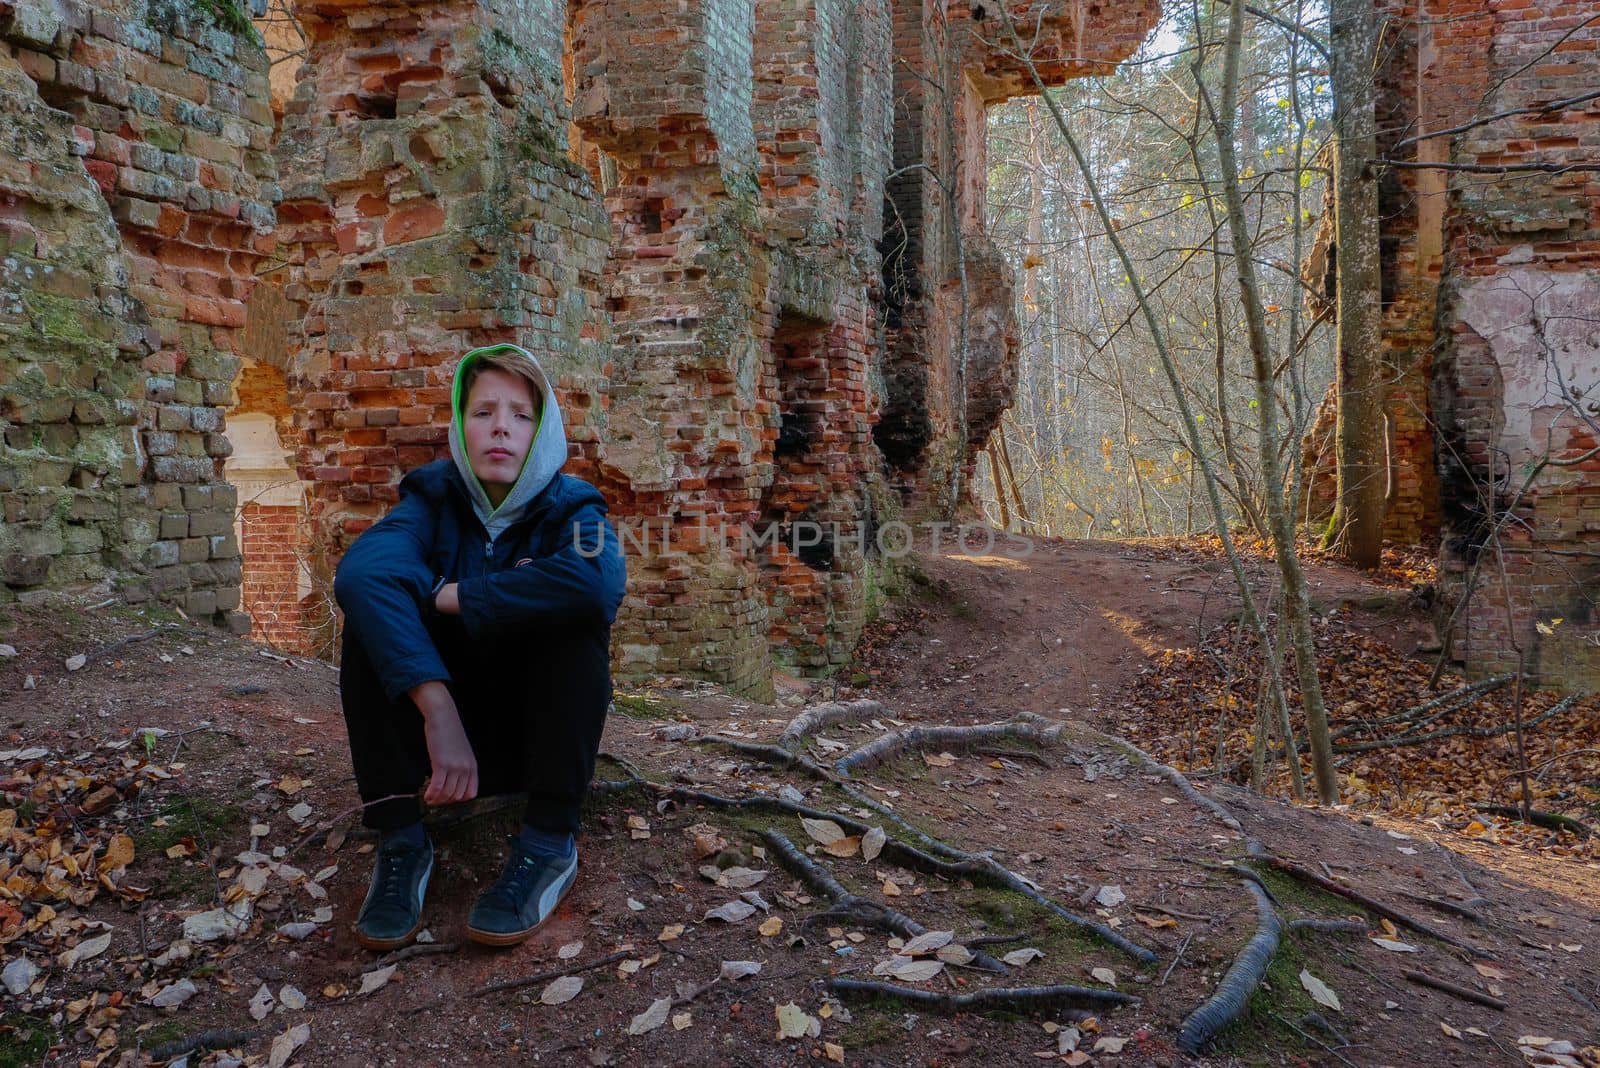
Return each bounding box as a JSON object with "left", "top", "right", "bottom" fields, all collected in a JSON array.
[
  {"left": 1209, "top": 934, "right": 1318, "bottom": 1062},
  {"left": 837, "top": 1008, "right": 901, "bottom": 1048},
  {"left": 23, "top": 293, "right": 90, "bottom": 342},
  {"left": 611, "top": 691, "right": 675, "bottom": 721},
  {"left": 134, "top": 795, "right": 242, "bottom": 898},
  {"left": 0, "top": 1015, "right": 56, "bottom": 1068},
  {"left": 127, "top": 1019, "right": 187, "bottom": 1053}
]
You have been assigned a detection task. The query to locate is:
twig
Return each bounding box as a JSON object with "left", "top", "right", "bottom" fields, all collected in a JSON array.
[
  {"left": 1270, "top": 1011, "right": 1359, "bottom": 1068},
  {"left": 826, "top": 978, "right": 1137, "bottom": 1014},
  {"left": 964, "top": 932, "right": 1026, "bottom": 947},
  {"left": 1396, "top": 891, "right": 1487, "bottom": 925},
  {"left": 1161, "top": 932, "right": 1194, "bottom": 986},
  {"left": 469, "top": 949, "right": 634, "bottom": 997},
  {"left": 763, "top": 829, "right": 1008, "bottom": 973},
  {"left": 1333, "top": 695, "right": 1577, "bottom": 754},
  {"left": 1142, "top": 903, "right": 1212, "bottom": 922},
  {"left": 146, "top": 1028, "right": 263, "bottom": 1061},
  {"left": 1176, "top": 879, "right": 1282, "bottom": 1054},
  {"left": 1402, "top": 969, "right": 1508, "bottom": 1010},
  {"left": 290, "top": 792, "right": 419, "bottom": 854},
  {"left": 373, "top": 941, "right": 460, "bottom": 968}
]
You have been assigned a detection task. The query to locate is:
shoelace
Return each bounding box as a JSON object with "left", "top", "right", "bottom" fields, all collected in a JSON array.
[
  {"left": 372, "top": 843, "right": 420, "bottom": 908},
  {"left": 487, "top": 850, "right": 542, "bottom": 906}
]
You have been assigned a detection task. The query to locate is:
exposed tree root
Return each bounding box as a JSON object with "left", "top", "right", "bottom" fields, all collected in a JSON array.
[
  {"left": 1474, "top": 802, "right": 1593, "bottom": 840},
  {"left": 470, "top": 949, "right": 635, "bottom": 998},
  {"left": 762, "top": 829, "right": 1008, "bottom": 973},
  {"left": 650, "top": 781, "right": 1156, "bottom": 962},
  {"left": 826, "top": 977, "right": 1137, "bottom": 1014},
  {"left": 833, "top": 715, "right": 1066, "bottom": 777},
  {"left": 1176, "top": 879, "right": 1282, "bottom": 1054},
  {"left": 1289, "top": 918, "right": 1368, "bottom": 935},
  {"left": 778, "top": 699, "right": 886, "bottom": 750},
  {"left": 1246, "top": 842, "right": 1479, "bottom": 955},
  {"left": 373, "top": 941, "right": 460, "bottom": 968},
  {"left": 1402, "top": 968, "right": 1508, "bottom": 1010},
  {"left": 1397, "top": 890, "right": 1487, "bottom": 925},
  {"left": 146, "top": 1028, "right": 263, "bottom": 1062},
  {"left": 1078, "top": 726, "right": 1243, "bottom": 832}
]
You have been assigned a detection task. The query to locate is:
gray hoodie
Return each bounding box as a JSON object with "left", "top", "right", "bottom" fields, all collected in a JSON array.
[{"left": 446, "top": 343, "right": 568, "bottom": 545}]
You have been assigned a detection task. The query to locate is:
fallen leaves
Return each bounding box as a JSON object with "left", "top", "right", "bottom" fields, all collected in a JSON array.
[
  {"left": 704, "top": 900, "right": 757, "bottom": 923},
  {"left": 759, "top": 915, "right": 784, "bottom": 937},
  {"left": 775, "top": 1002, "right": 821, "bottom": 1039},
  {"left": 1300, "top": 968, "right": 1341, "bottom": 1012},
  {"left": 58, "top": 929, "right": 112, "bottom": 969},
  {"left": 540, "top": 975, "right": 584, "bottom": 1005},
  {"left": 1003, "top": 947, "right": 1045, "bottom": 967},
  {"left": 628, "top": 997, "right": 674, "bottom": 1035},
  {"left": 268, "top": 1023, "right": 310, "bottom": 1068}
]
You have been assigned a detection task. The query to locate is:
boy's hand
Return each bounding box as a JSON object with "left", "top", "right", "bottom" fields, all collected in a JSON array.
[
  {"left": 408, "top": 681, "right": 478, "bottom": 805},
  {"left": 433, "top": 583, "right": 460, "bottom": 615}
]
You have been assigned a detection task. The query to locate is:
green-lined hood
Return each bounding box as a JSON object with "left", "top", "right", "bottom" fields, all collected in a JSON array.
[{"left": 447, "top": 343, "right": 568, "bottom": 542}]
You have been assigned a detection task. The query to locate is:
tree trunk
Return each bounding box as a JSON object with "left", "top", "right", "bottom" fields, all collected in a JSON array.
[{"left": 1327, "top": 0, "right": 1386, "bottom": 568}]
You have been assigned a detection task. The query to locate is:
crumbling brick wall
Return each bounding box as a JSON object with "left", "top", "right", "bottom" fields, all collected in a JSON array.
[{"left": 0, "top": 0, "right": 274, "bottom": 626}]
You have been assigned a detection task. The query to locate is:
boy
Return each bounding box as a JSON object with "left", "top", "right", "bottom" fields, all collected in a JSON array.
[{"left": 333, "top": 343, "right": 626, "bottom": 949}]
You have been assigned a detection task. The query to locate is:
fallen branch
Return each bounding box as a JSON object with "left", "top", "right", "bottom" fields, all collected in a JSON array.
[
  {"left": 762, "top": 829, "right": 1008, "bottom": 973},
  {"left": 826, "top": 977, "right": 1137, "bottom": 1014},
  {"left": 1246, "top": 844, "right": 1479, "bottom": 955},
  {"left": 1473, "top": 803, "right": 1593, "bottom": 840},
  {"left": 1402, "top": 969, "right": 1508, "bottom": 1010},
  {"left": 1331, "top": 674, "right": 1516, "bottom": 743},
  {"left": 778, "top": 699, "right": 885, "bottom": 750},
  {"left": 146, "top": 1027, "right": 262, "bottom": 1062},
  {"left": 1396, "top": 891, "right": 1487, "bottom": 925},
  {"left": 470, "top": 949, "right": 634, "bottom": 998},
  {"left": 1176, "top": 879, "right": 1282, "bottom": 1054},
  {"left": 834, "top": 716, "right": 1066, "bottom": 777},
  {"left": 1334, "top": 695, "right": 1578, "bottom": 755},
  {"left": 1161, "top": 932, "right": 1194, "bottom": 986}
]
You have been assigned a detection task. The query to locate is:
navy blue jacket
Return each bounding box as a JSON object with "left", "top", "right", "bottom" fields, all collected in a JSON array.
[{"left": 333, "top": 459, "right": 627, "bottom": 702}]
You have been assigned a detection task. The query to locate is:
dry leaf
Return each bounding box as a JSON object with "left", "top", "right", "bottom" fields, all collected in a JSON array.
[
  {"left": 249, "top": 984, "right": 276, "bottom": 1021},
  {"left": 628, "top": 997, "right": 673, "bottom": 1035},
  {"left": 1064, "top": 1052, "right": 1091, "bottom": 1066},
  {"left": 1093, "top": 1036, "right": 1127, "bottom": 1053},
  {"left": 883, "top": 957, "right": 943, "bottom": 982},
  {"left": 65, "top": 654, "right": 87, "bottom": 672},
  {"left": 775, "top": 1002, "right": 819, "bottom": 1039},
  {"left": 1094, "top": 885, "right": 1126, "bottom": 908},
  {"left": 1371, "top": 938, "right": 1419, "bottom": 953},
  {"left": 147, "top": 979, "right": 197, "bottom": 1009},
  {"left": 1441, "top": 1022, "right": 1462, "bottom": 1038},
  {"left": 923, "top": 751, "right": 956, "bottom": 767},
  {"left": 658, "top": 924, "right": 685, "bottom": 942},
  {"left": 1134, "top": 912, "right": 1177, "bottom": 929},
  {"left": 824, "top": 1042, "right": 845, "bottom": 1063},
  {"left": 559, "top": 940, "right": 584, "bottom": 960},
  {"left": 900, "top": 930, "right": 954, "bottom": 956},
  {"left": 357, "top": 964, "right": 396, "bottom": 996},
  {"left": 705, "top": 900, "right": 757, "bottom": 923},
  {"left": 279, "top": 985, "right": 306, "bottom": 1011},
  {"left": 59, "top": 930, "right": 112, "bottom": 969},
  {"left": 801, "top": 818, "right": 846, "bottom": 846},
  {"left": 1473, "top": 962, "right": 1511, "bottom": 980},
  {"left": 881, "top": 879, "right": 901, "bottom": 897},
  {"left": 936, "top": 944, "right": 975, "bottom": 965},
  {"left": 103, "top": 835, "right": 135, "bottom": 870},
  {"left": 672, "top": 1011, "right": 692, "bottom": 1031},
  {"left": 823, "top": 836, "right": 862, "bottom": 858},
  {"left": 540, "top": 975, "right": 584, "bottom": 1005},
  {"left": 862, "top": 826, "right": 886, "bottom": 862},
  {"left": 720, "top": 960, "right": 762, "bottom": 980},
  {"left": 1002, "top": 947, "right": 1044, "bottom": 967},
  {"left": 1300, "top": 968, "right": 1341, "bottom": 1011},
  {"left": 268, "top": 1023, "right": 310, "bottom": 1068},
  {"left": 1090, "top": 966, "right": 1117, "bottom": 986},
  {"left": 759, "top": 916, "right": 783, "bottom": 937}
]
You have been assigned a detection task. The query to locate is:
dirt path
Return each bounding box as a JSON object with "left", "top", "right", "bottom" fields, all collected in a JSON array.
[{"left": 2, "top": 535, "right": 1596, "bottom": 1067}]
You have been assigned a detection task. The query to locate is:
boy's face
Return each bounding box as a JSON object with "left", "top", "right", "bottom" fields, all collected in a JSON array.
[{"left": 463, "top": 367, "right": 538, "bottom": 506}]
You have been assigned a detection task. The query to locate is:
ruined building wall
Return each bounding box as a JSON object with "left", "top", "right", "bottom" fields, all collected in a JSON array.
[
  {"left": 0, "top": 0, "right": 274, "bottom": 627},
  {"left": 1420, "top": 1, "right": 1600, "bottom": 686}
]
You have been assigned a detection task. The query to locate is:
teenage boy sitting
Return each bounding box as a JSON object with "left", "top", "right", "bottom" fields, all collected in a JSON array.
[{"left": 333, "top": 343, "right": 625, "bottom": 949}]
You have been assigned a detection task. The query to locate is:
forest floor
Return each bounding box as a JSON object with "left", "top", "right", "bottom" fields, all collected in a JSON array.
[{"left": 2, "top": 530, "right": 1597, "bottom": 1067}]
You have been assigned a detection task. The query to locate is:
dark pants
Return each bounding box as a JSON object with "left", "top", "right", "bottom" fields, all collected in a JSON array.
[{"left": 339, "top": 616, "right": 612, "bottom": 835}]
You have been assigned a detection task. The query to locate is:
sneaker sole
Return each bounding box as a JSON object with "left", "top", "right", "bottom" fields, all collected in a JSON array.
[{"left": 464, "top": 863, "right": 576, "bottom": 947}]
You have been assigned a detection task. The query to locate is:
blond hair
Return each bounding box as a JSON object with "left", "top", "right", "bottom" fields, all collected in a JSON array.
[{"left": 461, "top": 350, "right": 543, "bottom": 408}]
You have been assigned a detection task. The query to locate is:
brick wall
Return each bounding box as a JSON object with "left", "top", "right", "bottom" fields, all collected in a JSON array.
[{"left": 1, "top": 0, "right": 274, "bottom": 627}]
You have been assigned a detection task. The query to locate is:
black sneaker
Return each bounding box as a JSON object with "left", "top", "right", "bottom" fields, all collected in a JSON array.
[
  {"left": 465, "top": 840, "right": 577, "bottom": 946},
  {"left": 353, "top": 834, "right": 433, "bottom": 951}
]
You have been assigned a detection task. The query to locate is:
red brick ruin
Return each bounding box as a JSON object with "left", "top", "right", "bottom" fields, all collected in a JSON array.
[{"left": 3, "top": 1, "right": 1598, "bottom": 693}]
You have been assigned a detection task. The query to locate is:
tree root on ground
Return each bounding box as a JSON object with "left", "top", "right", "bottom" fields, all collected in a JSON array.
[
  {"left": 1288, "top": 918, "right": 1368, "bottom": 935},
  {"left": 646, "top": 780, "right": 1157, "bottom": 962},
  {"left": 833, "top": 715, "right": 1066, "bottom": 777},
  {"left": 470, "top": 949, "right": 635, "bottom": 998},
  {"left": 762, "top": 829, "right": 1009, "bottom": 974},
  {"left": 1175, "top": 878, "right": 1282, "bottom": 1054},
  {"left": 826, "top": 977, "right": 1138, "bottom": 1014},
  {"left": 778, "top": 699, "right": 886, "bottom": 751},
  {"left": 1245, "top": 842, "right": 1479, "bottom": 955},
  {"left": 146, "top": 1028, "right": 263, "bottom": 1062},
  {"left": 1076, "top": 726, "right": 1243, "bottom": 833}
]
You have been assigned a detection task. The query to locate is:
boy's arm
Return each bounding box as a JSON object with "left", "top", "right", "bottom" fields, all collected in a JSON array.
[
  {"left": 449, "top": 500, "right": 626, "bottom": 638},
  {"left": 333, "top": 490, "right": 452, "bottom": 701}
]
